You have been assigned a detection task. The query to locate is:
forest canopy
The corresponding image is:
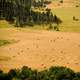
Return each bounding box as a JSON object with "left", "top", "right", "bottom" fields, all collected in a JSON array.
[{"left": 0, "top": 0, "right": 62, "bottom": 27}]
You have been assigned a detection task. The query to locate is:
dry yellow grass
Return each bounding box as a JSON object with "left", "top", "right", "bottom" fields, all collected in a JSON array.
[
  {"left": 0, "top": 0, "right": 80, "bottom": 72},
  {"left": 47, "top": 0, "right": 78, "bottom": 9},
  {"left": 0, "top": 20, "right": 13, "bottom": 28},
  {"left": 0, "top": 28, "right": 80, "bottom": 72}
]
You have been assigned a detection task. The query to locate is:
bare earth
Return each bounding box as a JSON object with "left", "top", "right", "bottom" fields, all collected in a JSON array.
[{"left": 0, "top": 28, "right": 80, "bottom": 72}]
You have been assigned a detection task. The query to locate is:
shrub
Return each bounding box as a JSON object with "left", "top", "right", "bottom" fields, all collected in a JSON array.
[
  {"left": 1, "top": 66, "right": 80, "bottom": 80},
  {"left": 60, "top": 0, "right": 63, "bottom": 3}
]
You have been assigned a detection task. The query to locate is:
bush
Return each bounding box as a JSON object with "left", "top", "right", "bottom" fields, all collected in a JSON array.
[
  {"left": 60, "top": 0, "right": 63, "bottom": 3},
  {"left": 0, "top": 66, "right": 80, "bottom": 80}
]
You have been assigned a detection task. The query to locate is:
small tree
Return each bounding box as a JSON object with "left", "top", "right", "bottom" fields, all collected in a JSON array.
[
  {"left": 60, "top": 0, "right": 63, "bottom": 3},
  {"left": 53, "top": 15, "right": 62, "bottom": 25}
]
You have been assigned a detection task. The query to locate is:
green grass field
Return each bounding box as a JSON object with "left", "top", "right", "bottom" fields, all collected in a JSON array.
[{"left": 52, "top": 7, "right": 80, "bottom": 32}]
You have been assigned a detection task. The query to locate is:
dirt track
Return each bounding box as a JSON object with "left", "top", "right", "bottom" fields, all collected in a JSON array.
[{"left": 0, "top": 28, "right": 80, "bottom": 72}]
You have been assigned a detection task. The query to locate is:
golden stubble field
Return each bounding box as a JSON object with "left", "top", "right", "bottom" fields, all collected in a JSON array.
[{"left": 0, "top": 28, "right": 80, "bottom": 72}]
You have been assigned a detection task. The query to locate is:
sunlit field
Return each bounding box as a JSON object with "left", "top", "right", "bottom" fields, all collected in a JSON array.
[
  {"left": 0, "top": 27, "right": 80, "bottom": 72},
  {"left": 0, "top": 0, "right": 80, "bottom": 75},
  {"left": 52, "top": 7, "right": 80, "bottom": 32}
]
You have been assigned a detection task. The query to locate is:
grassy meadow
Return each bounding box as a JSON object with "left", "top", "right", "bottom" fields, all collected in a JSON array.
[{"left": 52, "top": 7, "right": 80, "bottom": 32}]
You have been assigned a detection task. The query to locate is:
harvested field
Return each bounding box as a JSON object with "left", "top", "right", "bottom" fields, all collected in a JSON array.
[{"left": 0, "top": 28, "right": 80, "bottom": 72}]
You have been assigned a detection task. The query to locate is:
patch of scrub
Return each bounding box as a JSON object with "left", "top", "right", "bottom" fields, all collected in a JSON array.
[
  {"left": 0, "top": 39, "right": 19, "bottom": 46},
  {"left": 0, "top": 56, "right": 11, "bottom": 61}
]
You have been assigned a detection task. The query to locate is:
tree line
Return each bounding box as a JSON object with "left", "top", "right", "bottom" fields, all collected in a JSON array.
[
  {"left": 33, "top": 0, "right": 51, "bottom": 8},
  {"left": 0, "top": 66, "right": 80, "bottom": 80},
  {"left": 0, "top": 0, "right": 62, "bottom": 27}
]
